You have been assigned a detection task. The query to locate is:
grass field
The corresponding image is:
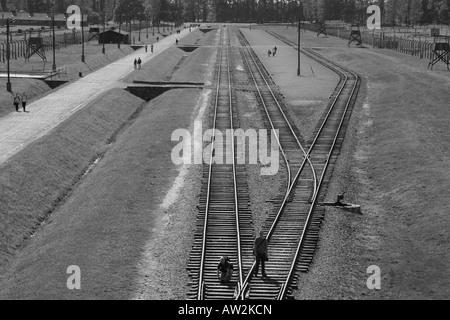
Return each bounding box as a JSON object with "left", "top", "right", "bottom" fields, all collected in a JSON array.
[
  {"left": 2, "top": 42, "right": 134, "bottom": 75},
  {"left": 0, "top": 24, "right": 189, "bottom": 119},
  {"left": 0, "top": 88, "right": 145, "bottom": 272},
  {"left": 0, "top": 25, "right": 216, "bottom": 298},
  {"left": 124, "top": 28, "right": 218, "bottom": 84},
  {"left": 0, "top": 88, "right": 202, "bottom": 299},
  {"left": 0, "top": 43, "right": 135, "bottom": 119},
  {"left": 123, "top": 46, "right": 186, "bottom": 83},
  {"left": 255, "top": 25, "right": 450, "bottom": 299}
]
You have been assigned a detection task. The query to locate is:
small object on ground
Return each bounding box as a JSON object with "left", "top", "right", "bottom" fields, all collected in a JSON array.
[
  {"left": 320, "top": 201, "right": 362, "bottom": 213},
  {"left": 320, "top": 193, "right": 362, "bottom": 214},
  {"left": 217, "top": 256, "right": 233, "bottom": 283},
  {"left": 336, "top": 192, "right": 345, "bottom": 206}
]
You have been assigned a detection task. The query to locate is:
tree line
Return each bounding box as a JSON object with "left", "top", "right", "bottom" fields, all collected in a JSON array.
[
  {"left": 1, "top": 0, "right": 449, "bottom": 26},
  {"left": 179, "top": 0, "right": 450, "bottom": 25}
]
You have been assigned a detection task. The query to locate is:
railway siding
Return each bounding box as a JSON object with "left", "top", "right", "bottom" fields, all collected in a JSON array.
[{"left": 237, "top": 29, "right": 361, "bottom": 300}]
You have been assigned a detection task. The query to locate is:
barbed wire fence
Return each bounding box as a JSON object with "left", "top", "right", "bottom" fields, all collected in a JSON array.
[
  {"left": 0, "top": 30, "right": 90, "bottom": 63},
  {"left": 303, "top": 23, "right": 450, "bottom": 61}
]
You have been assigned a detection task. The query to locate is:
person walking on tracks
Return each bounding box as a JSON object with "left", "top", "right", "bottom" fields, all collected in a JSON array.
[
  {"left": 272, "top": 46, "right": 277, "bottom": 57},
  {"left": 217, "top": 256, "right": 234, "bottom": 283},
  {"left": 134, "top": 58, "right": 138, "bottom": 69},
  {"left": 151, "top": 44, "right": 154, "bottom": 53},
  {"left": 137, "top": 57, "right": 142, "bottom": 69},
  {"left": 13, "top": 93, "right": 20, "bottom": 112},
  {"left": 145, "top": 44, "right": 148, "bottom": 53},
  {"left": 253, "top": 230, "right": 268, "bottom": 277},
  {"left": 21, "top": 92, "right": 28, "bottom": 112},
  {"left": 267, "top": 49, "right": 272, "bottom": 57}
]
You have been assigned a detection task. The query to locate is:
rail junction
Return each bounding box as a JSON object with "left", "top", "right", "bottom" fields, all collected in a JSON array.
[{"left": 187, "top": 25, "right": 361, "bottom": 300}]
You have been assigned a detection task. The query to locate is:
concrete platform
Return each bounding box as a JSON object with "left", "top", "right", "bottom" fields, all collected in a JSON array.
[{"left": 240, "top": 28, "right": 340, "bottom": 140}]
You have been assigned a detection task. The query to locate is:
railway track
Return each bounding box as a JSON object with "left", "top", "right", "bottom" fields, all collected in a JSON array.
[
  {"left": 186, "top": 26, "right": 254, "bottom": 300},
  {"left": 235, "top": 29, "right": 361, "bottom": 300},
  {"left": 187, "top": 25, "right": 360, "bottom": 301}
]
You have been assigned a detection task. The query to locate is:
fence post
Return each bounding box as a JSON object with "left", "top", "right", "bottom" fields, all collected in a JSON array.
[{"left": 420, "top": 41, "right": 423, "bottom": 58}]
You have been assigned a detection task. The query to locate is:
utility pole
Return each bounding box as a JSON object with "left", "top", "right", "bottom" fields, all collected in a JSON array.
[
  {"left": 146, "top": 15, "right": 149, "bottom": 38},
  {"left": 297, "top": 3, "right": 302, "bottom": 76},
  {"left": 52, "top": 10, "right": 56, "bottom": 72},
  {"left": 250, "top": 7, "right": 252, "bottom": 31},
  {"left": 81, "top": 10, "right": 85, "bottom": 62},
  {"left": 118, "top": 14, "right": 122, "bottom": 48},
  {"left": 6, "top": 17, "right": 12, "bottom": 92},
  {"left": 138, "top": 14, "right": 142, "bottom": 42},
  {"left": 102, "top": 9, "right": 106, "bottom": 54}
]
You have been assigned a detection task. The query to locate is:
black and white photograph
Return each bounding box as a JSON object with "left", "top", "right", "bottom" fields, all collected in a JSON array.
[{"left": 0, "top": 0, "right": 448, "bottom": 309}]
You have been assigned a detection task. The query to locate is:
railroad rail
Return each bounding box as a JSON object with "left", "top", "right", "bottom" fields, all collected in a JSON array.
[
  {"left": 235, "top": 29, "right": 361, "bottom": 300},
  {"left": 186, "top": 26, "right": 254, "bottom": 300},
  {"left": 187, "top": 25, "right": 360, "bottom": 301}
]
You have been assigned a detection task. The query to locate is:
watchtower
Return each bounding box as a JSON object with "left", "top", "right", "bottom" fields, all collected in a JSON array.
[
  {"left": 428, "top": 35, "right": 449, "bottom": 70},
  {"left": 26, "top": 37, "right": 46, "bottom": 61},
  {"left": 348, "top": 24, "right": 362, "bottom": 47},
  {"left": 317, "top": 21, "right": 327, "bottom": 38}
]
